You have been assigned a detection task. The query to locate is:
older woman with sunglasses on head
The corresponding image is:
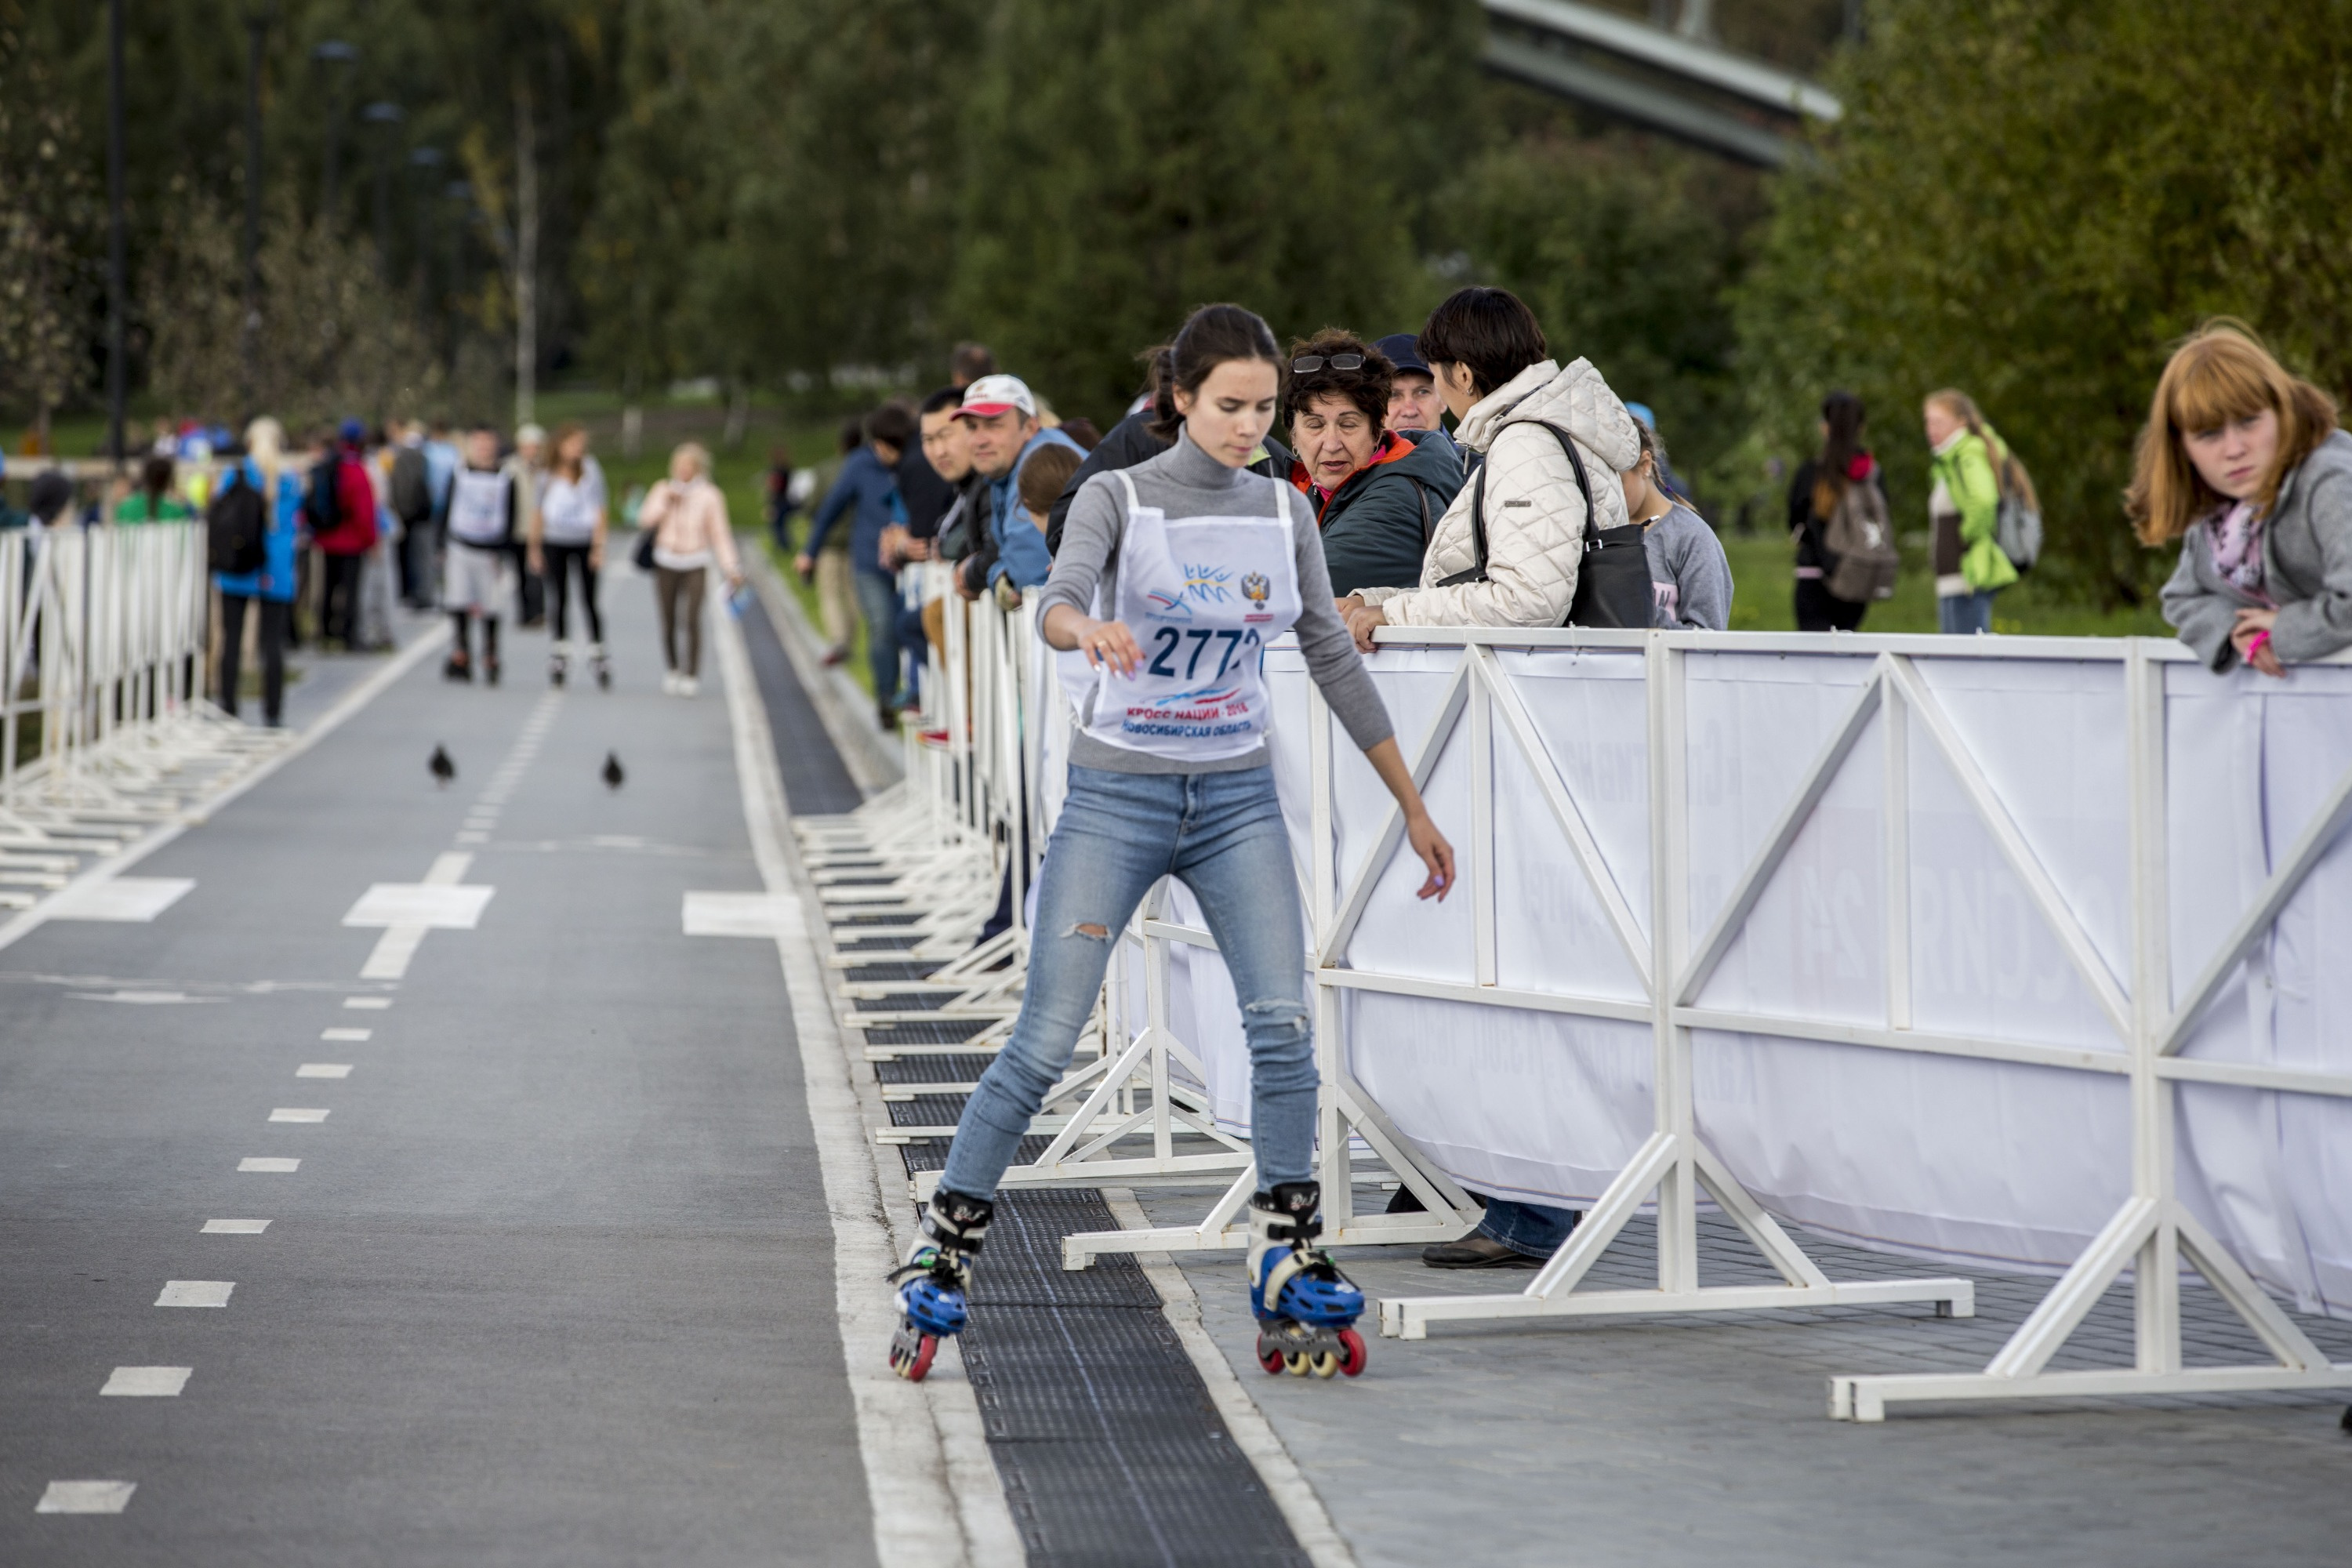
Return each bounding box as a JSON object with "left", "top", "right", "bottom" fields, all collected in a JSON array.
[{"left": 1284, "top": 330, "right": 1465, "bottom": 598}]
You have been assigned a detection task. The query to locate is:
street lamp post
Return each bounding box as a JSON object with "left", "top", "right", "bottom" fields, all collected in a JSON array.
[
  {"left": 105, "top": 0, "right": 126, "bottom": 470},
  {"left": 362, "top": 101, "right": 403, "bottom": 280},
  {"left": 312, "top": 40, "right": 357, "bottom": 226}
]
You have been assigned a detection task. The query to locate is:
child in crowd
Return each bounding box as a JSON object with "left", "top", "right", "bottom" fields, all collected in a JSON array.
[{"left": 1624, "top": 422, "right": 1733, "bottom": 630}]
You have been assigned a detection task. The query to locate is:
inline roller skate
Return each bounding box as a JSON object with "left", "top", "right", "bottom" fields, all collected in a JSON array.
[
  {"left": 887, "top": 1188, "right": 993, "bottom": 1382},
  {"left": 548, "top": 645, "right": 568, "bottom": 688},
  {"left": 1247, "top": 1181, "right": 1367, "bottom": 1378},
  {"left": 588, "top": 643, "right": 612, "bottom": 691}
]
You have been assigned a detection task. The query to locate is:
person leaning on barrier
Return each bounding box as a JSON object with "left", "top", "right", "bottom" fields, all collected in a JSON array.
[
  {"left": 1338, "top": 286, "right": 1642, "bottom": 652},
  {"left": 953, "top": 374, "right": 1085, "bottom": 609},
  {"left": 2137, "top": 320, "right": 2352, "bottom": 676},
  {"left": 1624, "top": 419, "right": 1733, "bottom": 632},
  {"left": 1283, "top": 329, "right": 1464, "bottom": 597},
  {"left": 114, "top": 455, "right": 195, "bottom": 523},
  {"left": 1373, "top": 332, "right": 1449, "bottom": 441}
]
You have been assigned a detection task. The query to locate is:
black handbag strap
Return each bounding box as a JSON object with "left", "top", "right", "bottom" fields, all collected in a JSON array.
[{"left": 1455, "top": 419, "right": 1597, "bottom": 580}]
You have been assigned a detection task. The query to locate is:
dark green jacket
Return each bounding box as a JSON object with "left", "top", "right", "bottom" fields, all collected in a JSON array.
[{"left": 1301, "top": 428, "right": 1465, "bottom": 597}]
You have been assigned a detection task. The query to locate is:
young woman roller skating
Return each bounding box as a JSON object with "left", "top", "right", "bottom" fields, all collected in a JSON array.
[{"left": 890, "top": 305, "right": 1456, "bottom": 1383}]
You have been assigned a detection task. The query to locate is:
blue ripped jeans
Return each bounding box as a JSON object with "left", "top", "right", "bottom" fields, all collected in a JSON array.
[{"left": 940, "top": 763, "right": 1316, "bottom": 1198}]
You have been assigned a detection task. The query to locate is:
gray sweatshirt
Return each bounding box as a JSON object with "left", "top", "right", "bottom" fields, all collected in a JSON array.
[
  {"left": 2161, "top": 428, "right": 2352, "bottom": 671},
  {"left": 1645, "top": 503, "right": 1735, "bottom": 630},
  {"left": 1040, "top": 430, "right": 1396, "bottom": 775}
]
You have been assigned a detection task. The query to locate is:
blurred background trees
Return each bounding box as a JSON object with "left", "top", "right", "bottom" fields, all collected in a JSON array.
[{"left": 4, "top": 0, "right": 2350, "bottom": 612}]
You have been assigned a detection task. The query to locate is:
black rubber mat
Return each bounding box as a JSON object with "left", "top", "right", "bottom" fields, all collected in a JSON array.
[
  {"left": 874, "top": 1055, "right": 1000, "bottom": 1086},
  {"left": 860, "top": 1019, "right": 1000, "bottom": 1046},
  {"left": 955, "top": 1189, "right": 1309, "bottom": 1568},
  {"left": 736, "top": 591, "right": 864, "bottom": 815}
]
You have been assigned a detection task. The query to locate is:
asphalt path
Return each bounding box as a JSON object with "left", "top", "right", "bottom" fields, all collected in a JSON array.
[{"left": 0, "top": 582, "right": 874, "bottom": 1564}]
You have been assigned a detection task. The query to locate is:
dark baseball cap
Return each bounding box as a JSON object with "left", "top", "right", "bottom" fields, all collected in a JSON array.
[{"left": 1375, "top": 333, "right": 1431, "bottom": 376}]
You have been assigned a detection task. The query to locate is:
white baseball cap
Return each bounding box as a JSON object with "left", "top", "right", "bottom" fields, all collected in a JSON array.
[{"left": 956, "top": 374, "right": 1036, "bottom": 421}]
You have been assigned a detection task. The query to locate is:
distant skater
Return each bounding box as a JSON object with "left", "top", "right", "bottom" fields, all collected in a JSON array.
[
  {"left": 529, "top": 423, "right": 611, "bottom": 689},
  {"left": 442, "top": 427, "right": 518, "bottom": 685}
]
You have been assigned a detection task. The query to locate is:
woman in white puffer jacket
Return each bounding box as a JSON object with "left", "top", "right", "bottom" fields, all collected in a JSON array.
[{"left": 1341, "top": 287, "right": 1642, "bottom": 648}]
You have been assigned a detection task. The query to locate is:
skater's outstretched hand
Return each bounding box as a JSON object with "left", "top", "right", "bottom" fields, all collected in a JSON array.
[
  {"left": 1044, "top": 607, "right": 1142, "bottom": 678},
  {"left": 1363, "top": 736, "right": 1455, "bottom": 902}
]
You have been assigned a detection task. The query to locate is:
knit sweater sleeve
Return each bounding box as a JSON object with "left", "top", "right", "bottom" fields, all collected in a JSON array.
[{"left": 1034, "top": 472, "right": 1122, "bottom": 626}]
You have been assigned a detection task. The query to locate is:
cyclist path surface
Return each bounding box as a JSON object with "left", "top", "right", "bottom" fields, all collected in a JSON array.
[{"left": 0, "top": 583, "right": 876, "bottom": 1566}]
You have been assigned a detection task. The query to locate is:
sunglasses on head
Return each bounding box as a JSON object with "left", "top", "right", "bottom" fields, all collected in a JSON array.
[{"left": 1291, "top": 354, "right": 1364, "bottom": 374}]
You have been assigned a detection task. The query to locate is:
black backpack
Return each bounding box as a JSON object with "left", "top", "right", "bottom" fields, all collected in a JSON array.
[
  {"left": 206, "top": 470, "right": 267, "bottom": 575},
  {"left": 1436, "top": 420, "right": 1653, "bottom": 630},
  {"left": 304, "top": 453, "right": 344, "bottom": 532}
]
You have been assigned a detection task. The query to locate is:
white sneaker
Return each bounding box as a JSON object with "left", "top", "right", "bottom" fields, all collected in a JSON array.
[
  {"left": 662, "top": 671, "right": 681, "bottom": 695},
  {"left": 679, "top": 676, "right": 699, "bottom": 698}
]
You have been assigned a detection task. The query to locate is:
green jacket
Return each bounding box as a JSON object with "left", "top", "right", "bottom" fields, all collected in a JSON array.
[
  {"left": 1300, "top": 428, "right": 1466, "bottom": 597},
  {"left": 1929, "top": 428, "right": 2020, "bottom": 593}
]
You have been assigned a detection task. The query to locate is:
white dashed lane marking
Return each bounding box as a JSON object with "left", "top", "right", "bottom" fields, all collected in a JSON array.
[
  {"left": 297, "top": 1064, "right": 352, "bottom": 1079},
  {"left": 321, "top": 1027, "right": 371, "bottom": 1042},
  {"left": 101, "top": 1367, "right": 191, "bottom": 1397},
  {"left": 343, "top": 996, "right": 390, "bottom": 1010},
  {"left": 36, "top": 1480, "right": 136, "bottom": 1514},
  {"left": 236, "top": 1157, "right": 299, "bottom": 1174},
  {"left": 155, "top": 1281, "right": 234, "bottom": 1308},
  {"left": 268, "top": 1108, "right": 329, "bottom": 1123},
  {"left": 201, "top": 1219, "right": 270, "bottom": 1234}
]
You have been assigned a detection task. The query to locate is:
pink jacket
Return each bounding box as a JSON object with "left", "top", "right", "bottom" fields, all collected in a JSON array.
[{"left": 639, "top": 477, "right": 741, "bottom": 575}]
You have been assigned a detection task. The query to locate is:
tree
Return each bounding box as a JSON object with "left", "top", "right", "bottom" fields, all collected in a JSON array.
[
  {"left": 0, "top": 16, "right": 100, "bottom": 450},
  {"left": 1737, "top": 0, "right": 2352, "bottom": 603},
  {"left": 1441, "top": 132, "right": 1752, "bottom": 499},
  {"left": 947, "top": 0, "right": 1479, "bottom": 423}
]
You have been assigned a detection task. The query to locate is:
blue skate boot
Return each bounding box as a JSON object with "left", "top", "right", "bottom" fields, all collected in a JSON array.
[
  {"left": 887, "top": 1188, "right": 993, "bottom": 1382},
  {"left": 1247, "top": 1181, "right": 1367, "bottom": 1378}
]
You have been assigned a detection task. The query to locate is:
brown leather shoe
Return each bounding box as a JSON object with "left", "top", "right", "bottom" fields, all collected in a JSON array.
[{"left": 1421, "top": 1234, "right": 1543, "bottom": 1269}]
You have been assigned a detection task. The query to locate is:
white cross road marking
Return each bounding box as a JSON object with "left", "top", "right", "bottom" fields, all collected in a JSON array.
[
  {"left": 45, "top": 877, "right": 194, "bottom": 923},
  {"left": 342, "top": 884, "right": 494, "bottom": 929},
  {"left": 296, "top": 1064, "right": 352, "bottom": 1079},
  {"left": 155, "top": 1281, "right": 234, "bottom": 1308},
  {"left": 237, "top": 1157, "right": 299, "bottom": 1174},
  {"left": 101, "top": 1367, "right": 191, "bottom": 1397},
  {"left": 682, "top": 891, "right": 806, "bottom": 939},
  {"left": 201, "top": 1219, "right": 270, "bottom": 1234},
  {"left": 268, "top": 1109, "right": 328, "bottom": 1123},
  {"left": 35, "top": 1481, "right": 136, "bottom": 1514},
  {"left": 321, "top": 1028, "right": 371, "bottom": 1042}
]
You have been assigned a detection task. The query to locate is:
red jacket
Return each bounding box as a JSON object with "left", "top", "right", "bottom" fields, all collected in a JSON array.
[{"left": 314, "top": 447, "right": 379, "bottom": 556}]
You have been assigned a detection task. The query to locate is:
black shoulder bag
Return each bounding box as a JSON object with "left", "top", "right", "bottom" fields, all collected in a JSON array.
[{"left": 1435, "top": 421, "right": 1653, "bottom": 630}]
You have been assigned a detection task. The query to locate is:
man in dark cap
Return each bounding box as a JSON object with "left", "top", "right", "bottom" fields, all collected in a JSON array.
[{"left": 1375, "top": 332, "right": 1449, "bottom": 439}]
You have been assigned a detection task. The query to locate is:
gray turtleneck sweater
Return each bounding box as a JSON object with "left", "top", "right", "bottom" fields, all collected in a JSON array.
[{"left": 1039, "top": 430, "right": 1396, "bottom": 775}]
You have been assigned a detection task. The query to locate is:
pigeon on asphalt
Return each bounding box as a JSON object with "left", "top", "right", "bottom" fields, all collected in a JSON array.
[
  {"left": 602, "top": 752, "right": 624, "bottom": 791},
  {"left": 430, "top": 746, "right": 455, "bottom": 787}
]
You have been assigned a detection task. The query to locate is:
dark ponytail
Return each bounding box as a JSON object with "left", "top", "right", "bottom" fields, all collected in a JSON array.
[
  {"left": 1146, "top": 303, "right": 1282, "bottom": 441},
  {"left": 1813, "top": 390, "right": 1867, "bottom": 516}
]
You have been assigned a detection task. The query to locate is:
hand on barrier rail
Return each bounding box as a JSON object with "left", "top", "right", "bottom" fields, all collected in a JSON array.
[{"left": 2233, "top": 608, "right": 2282, "bottom": 677}]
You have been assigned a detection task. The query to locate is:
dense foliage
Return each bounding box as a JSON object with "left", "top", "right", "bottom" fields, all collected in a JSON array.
[{"left": 1739, "top": 0, "right": 2352, "bottom": 602}]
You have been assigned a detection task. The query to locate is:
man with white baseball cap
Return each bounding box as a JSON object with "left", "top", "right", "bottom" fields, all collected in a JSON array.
[{"left": 956, "top": 374, "right": 1083, "bottom": 601}]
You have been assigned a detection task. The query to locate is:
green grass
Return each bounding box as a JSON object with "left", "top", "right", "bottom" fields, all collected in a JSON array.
[{"left": 1719, "top": 531, "right": 2168, "bottom": 637}]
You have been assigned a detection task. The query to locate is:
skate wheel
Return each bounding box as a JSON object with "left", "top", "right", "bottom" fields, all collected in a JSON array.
[
  {"left": 1308, "top": 1352, "right": 1339, "bottom": 1379},
  {"left": 1258, "top": 1343, "right": 1286, "bottom": 1376},
  {"left": 889, "top": 1331, "right": 938, "bottom": 1382},
  {"left": 1283, "top": 1352, "right": 1310, "bottom": 1377},
  {"left": 1337, "top": 1327, "right": 1367, "bottom": 1377}
]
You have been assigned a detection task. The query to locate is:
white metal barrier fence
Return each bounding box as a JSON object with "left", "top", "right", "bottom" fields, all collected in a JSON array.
[
  {"left": 1121, "top": 626, "right": 2352, "bottom": 1420},
  {"left": 0, "top": 521, "right": 279, "bottom": 909}
]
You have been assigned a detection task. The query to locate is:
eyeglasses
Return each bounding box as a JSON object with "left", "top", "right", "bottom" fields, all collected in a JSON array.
[{"left": 1291, "top": 354, "right": 1364, "bottom": 374}]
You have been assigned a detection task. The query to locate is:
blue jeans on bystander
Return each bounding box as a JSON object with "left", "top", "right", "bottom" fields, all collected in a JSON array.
[
  {"left": 940, "top": 764, "right": 1316, "bottom": 1199},
  {"left": 1938, "top": 588, "right": 1998, "bottom": 636},
  {"left": 854, "top": 568, "right": 905, "bottom": 707}
]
